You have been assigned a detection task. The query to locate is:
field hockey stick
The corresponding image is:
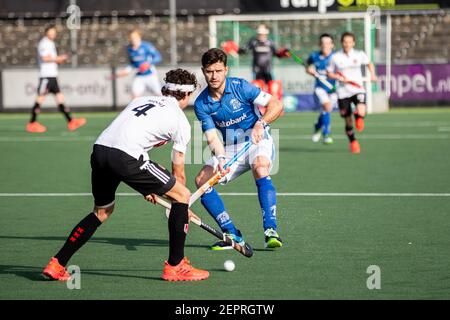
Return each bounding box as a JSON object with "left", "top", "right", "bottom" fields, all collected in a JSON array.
[
  {"left": 335, "top": 71, "right": 365, "bottom": 89},
  {"left": 287, "top": 49, "right": 335, "bottom": 91},
  {"left": 154, "top": 195, "right": 254, "bottom": 258},
  {"left": 188, "top": 140, "right": 253, "bottom": 207}
]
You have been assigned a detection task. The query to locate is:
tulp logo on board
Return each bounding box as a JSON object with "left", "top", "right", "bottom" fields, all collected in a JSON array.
[{"left": 280, "top": 0, "right": 336, "bottom": 13}]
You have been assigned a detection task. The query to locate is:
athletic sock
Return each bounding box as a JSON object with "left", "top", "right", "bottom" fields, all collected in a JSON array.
[
  {"left": 345, "top": 125, "right": 356, "bottom": 142},
  {"left": 30, "top": 102, "right": 40, "bottom": 123},
  {"left": 256, "top": 176, "right": 277, "bottom": 231},
  {"left": 168, "top": 202, "right": 189, "bottom": 266},
  {"left": 58, "top": 104, "right": 72, "bottom": 122},
  {"left": 322, "top": 111, "right": 331, "bottom": 136},
  {"left": 200, "top": 187, "right": 237, "bottom": 235},
  {"left": 314, "top": 112, "right": 324, "bottom": 132},
  {"left": 354, "top": 113, "right": 364, "bottom": 120},
  {"left": 54, "top": 212, "right": 102, "bottom": 266}
]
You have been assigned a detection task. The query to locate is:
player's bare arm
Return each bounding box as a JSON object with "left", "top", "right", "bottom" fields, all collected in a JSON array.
[
  {"left": 252, "top": 95, "right": 283, "bottom": 144},
  {"left": 204, "top": 129, "right": 228, "bottom": 175},
  {"left": 368, "top": 62, "right": 377, "bottom": 81}
]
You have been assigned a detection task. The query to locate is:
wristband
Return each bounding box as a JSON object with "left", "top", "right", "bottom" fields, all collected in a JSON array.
[
  {"left": 217, "top": 155, "right": 226, "bottom": 161},
  {"left": 257, "top": 119, "right": 268, "bottom": 128}
]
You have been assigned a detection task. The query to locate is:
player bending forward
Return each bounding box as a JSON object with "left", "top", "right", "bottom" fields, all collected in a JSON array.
[
  {"left": 327, "top": 32, "right": 377, "bottom": 154},
  {"left": 43, "top": 69, "right": 209, "bottom": 282},
  {"left": 194, "top": 48, "right": 284, "bottom": 250}
]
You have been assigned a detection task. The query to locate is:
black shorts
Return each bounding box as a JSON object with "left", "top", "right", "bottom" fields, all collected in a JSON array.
[
  {"left": 338, "top": 93, "right": 366, "bottom": 117},
  {"left": 90, "top": 144, "right": 176, "bottom": 207},
  {"left": 254, "top": 67, "right": 273, "bottom": 83},
  {"left": 37, "top": 77, "right": 61, "bottom": 95}
]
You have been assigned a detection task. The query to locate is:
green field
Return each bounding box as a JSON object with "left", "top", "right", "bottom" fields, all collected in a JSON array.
[{"left": 0, "top": 110, "right": 449, "bottom": 300}]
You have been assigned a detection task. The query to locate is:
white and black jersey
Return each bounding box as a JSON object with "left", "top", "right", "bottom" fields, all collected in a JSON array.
[
  {"left": 91, "top": 96, "right": 190, "bottom": 207},
  {"left": 95, "top": 96, "right": 191, "bottom": 161},
  {"left": 38, "top": 36, "right": 58, "bottom": 78},
  {"left": 327, "top": 48, "right": 369, "bottom": 99}
]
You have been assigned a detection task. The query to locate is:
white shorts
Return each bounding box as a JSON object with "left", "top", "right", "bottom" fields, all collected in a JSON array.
[
  {"left": 205, "top": 135, "right": 276, "bottom": 185},
  {"left": 132, "top": 72, "right": 161, "bottom": 97},
  {"left": 315, "top": 87, "right": 337, "bottom": 106}
]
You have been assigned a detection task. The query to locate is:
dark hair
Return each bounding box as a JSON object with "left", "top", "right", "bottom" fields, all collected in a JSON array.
[
  {"left": 45, "top": 25, "right": 56, "bottom": 34},
  {"left": 161, "top": 68, "right": 197, "bottom": 101},
  {"left": 201, "top": 48, "right": 227, "bottom": 68},
  {"left": 319, "top": 33, "right": 334, "bottom": 43},
  {"left": 341, "top": 32, "right": 356, "bottom": 42}
]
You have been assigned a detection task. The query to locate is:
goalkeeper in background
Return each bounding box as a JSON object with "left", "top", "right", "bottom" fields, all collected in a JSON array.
[
  {"left": 112, "top": 29, "right": 162, "bottom": 99},
  {"left": 221, "top": 24, "right": 289, "bottom": 100},
  {"left": 306, "top": 34, "right": 337, "bottom": 145}
]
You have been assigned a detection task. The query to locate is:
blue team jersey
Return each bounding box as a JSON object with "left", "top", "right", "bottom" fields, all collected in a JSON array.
[
  {"left": 127, "top": 41, "right": 162, "bottom": 76},
  {"left": 307, "top": 51, "right": 336, "bottom": 93},
  {"left": 194, "top": 77, "right": 263, "bottom": 145}
]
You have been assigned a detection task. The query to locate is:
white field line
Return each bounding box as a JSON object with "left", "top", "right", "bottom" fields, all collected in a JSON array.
[
  {"left": 0, "top": 192, "right": 449, "bottom": 197},
  {"left": 0, "top": 134, "right": 449, "bottom": 143}
]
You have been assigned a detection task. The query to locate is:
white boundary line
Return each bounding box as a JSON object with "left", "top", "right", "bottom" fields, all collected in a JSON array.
[{"left": 0, "top": 192, "right": 449, "bottom": 197}]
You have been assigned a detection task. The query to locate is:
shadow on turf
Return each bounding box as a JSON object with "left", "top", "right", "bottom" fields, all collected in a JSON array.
[
  {"left": 0, "top": 235, "right": 209, "bottom": 251},
  {"left": 0, "top": 264, "right": 164, "bottom": 282}
]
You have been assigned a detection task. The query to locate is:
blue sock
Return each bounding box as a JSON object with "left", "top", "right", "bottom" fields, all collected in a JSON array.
[
  {"left": 256, "top": 176, "right": 277, "bottom": 231},
  {"left": 200, "top": 187, "right": 237, "bottom": 234},
  {"left": 322, "top": 111, "right": 331, "bottom": 136},
  {"left": 314, "top": 112, "right": 324, "bottom": 131}
]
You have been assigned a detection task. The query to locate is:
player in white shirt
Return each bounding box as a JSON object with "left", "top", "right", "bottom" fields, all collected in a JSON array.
[
  {"left": 42, "top": 69, "right": 209, "bottom": 282},
  {"left": 26, "top": 25, "right": 86, "bottom": 133},
  {"left": 327, "top": 32, "right": 377, "bottom": 154}
]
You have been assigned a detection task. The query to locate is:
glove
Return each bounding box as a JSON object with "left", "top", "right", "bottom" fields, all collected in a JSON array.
[
  {"left": 276, "top": 48, "right": 290, "bottom": 58},
  {"left": 138, "top": 61, "right": 151, "bottom": 73},
  {"left": 221, "top": 40, "right": 239, "bottom": 56}
]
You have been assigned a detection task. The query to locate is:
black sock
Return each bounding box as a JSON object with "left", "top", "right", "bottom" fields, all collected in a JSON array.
[
  {"left": 346, "top": 125, "right": 356, "bottom": 142},
  {"left": 168, "top": 202, "right": 189, "bottom": 266},
  {"left": 30, "top": 102, "right": 40, "bottom": 123},
  {"left": 58, "top": 104, "right": 72, "bottom": 122},
  {"left": 55, "top": 212, "right": 102, "bottom": 266},
  {"left": 354, "top": 113, "right": 364, "bottom": 120}
]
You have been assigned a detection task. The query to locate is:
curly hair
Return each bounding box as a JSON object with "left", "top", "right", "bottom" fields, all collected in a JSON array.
[{"left": 161, "top": 68, "right": 198, "bottom": 100}]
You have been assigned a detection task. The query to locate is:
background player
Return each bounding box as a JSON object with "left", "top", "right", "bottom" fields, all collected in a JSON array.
[
  {"left": 42, "top": 69, "right": 209, "bottom": 282},
  {"left": 194, "top": 48, "right": 284, "bottom": 250},
  {"left": 113, "top": 29, "right": 162, "bottom": 99},
  {"left": 306, "top": 34, "right": 337, "bottom": 145},
  {"left": 26, "top": 25, "right": 86, "bottom": 133},
  {"left": 221, "top": 24, "right": 289, "bottom": 100},
  {"left": 327, "top": 32, "right": 377, "bottom": 154}
]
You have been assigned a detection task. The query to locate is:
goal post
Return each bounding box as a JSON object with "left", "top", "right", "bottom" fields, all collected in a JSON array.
[{"left": 209, "top": 12, "right": 388, "bottom": 114}]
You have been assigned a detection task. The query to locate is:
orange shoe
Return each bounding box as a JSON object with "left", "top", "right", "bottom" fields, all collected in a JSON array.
[
  {"left": 26, "top": 121, "right": 47, "bottom": 133},
  {"left": 42, "top": 257, "right": 71, "bottom": 281},
  {"left": 350, "top": 140, "right": 361, "bottom": 154},
  {"left": 355, "top": 117, "right": 365, "bottom": 132},
  {"left": 68, "top": 118, "right": 86, "bottom": 131},
  {"left": 161, "top": 257, "right": 209, "bottom": 282}
]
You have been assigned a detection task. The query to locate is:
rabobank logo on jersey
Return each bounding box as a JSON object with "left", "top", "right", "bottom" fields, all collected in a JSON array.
[
  {"left": 215, "top": 113, "right": 248, "bottom": 128},
  {"left": 230, "top": 98, "right": 242, "bottom": 112}
]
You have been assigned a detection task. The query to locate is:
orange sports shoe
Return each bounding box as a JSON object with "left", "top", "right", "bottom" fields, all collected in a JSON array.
[
  {"left": 355, "top": 117, "right": 365, "bottom": 132},
  {"left": 161, "top": 257, "right": 209, "bottom": 282},
  {"left": 350, "top": 140, "right": 361, "bottom": 154},
  {"left": 26, "top": 121, "right": 47, "bottom": 133},
  {"left": 68, "top": 118, "right": 87, "bottom": 131},
  {"left": 42, "top": 257, "right": 71, "bottom": 281}
]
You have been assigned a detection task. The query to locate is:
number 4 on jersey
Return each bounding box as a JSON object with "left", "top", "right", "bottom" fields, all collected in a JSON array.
[{"left": 132, "top": 103, "right": 156, "bottom": 117}]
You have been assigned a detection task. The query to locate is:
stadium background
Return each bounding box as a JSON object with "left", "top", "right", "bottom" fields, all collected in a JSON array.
[{"left": 0, "top": 0, "right": 449, "bottom": 111}]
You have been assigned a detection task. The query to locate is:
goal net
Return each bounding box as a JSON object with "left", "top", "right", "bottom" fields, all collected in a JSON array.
[{"left": 209, "top": 12, "right": 387, "bottom": 113}]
